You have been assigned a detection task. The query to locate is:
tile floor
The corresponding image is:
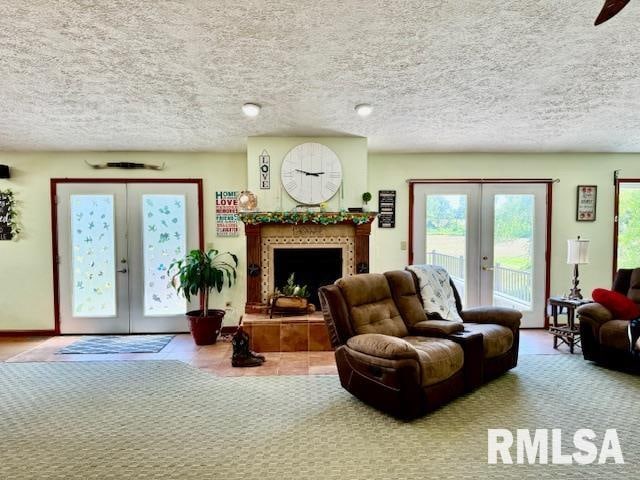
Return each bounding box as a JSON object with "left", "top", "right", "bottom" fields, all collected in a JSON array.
[{"left": 0, "top": 329, "right": 567, "bottom": 376}]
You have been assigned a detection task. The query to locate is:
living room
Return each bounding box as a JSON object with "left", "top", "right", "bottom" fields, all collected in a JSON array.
[{"left": 1, "top": 2, "right": 639, "bottom": 479}]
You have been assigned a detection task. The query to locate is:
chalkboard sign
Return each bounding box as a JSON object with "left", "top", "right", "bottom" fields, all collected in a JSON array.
[
  {"left": 0, "top": 192, "right": 14, "bottom": 240},
  {"left": 378, "top": 190, "right": 396, "bottom": 228}
]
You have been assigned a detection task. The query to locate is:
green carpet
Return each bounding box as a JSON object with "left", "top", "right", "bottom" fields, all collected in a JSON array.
[{"left": 0, "top": 356, "right": 638, "bottom": 479}]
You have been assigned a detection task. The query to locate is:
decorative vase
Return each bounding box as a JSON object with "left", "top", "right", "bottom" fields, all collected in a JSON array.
[{"left": 186, "top": 309, "right": 225, "bottom": 345}]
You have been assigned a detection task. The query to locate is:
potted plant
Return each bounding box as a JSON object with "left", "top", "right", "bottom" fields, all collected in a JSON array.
[
  {"left": 362, "top": 192, "right": 372, "bottom": 211},
  {"left": 170, "top": 248, "right": 238, "bottom": 345}
]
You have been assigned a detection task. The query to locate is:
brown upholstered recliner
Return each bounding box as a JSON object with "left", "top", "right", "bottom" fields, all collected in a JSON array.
[
  {"left": 390, "top": 270, "right": 521, "bottom": 383},
  {"left": 577, "top": 268, "right": 640, "bottom": 370},
  {"left": 318, "top": 273, "right": 475, "bottom": 419}
]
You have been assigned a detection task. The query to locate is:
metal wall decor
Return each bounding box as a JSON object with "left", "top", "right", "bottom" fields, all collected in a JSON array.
[
  {"left": 576, "top": 185, "right": 597, "bottom": 221},
  {"left": 259, "top": 150, "right": 270, "bottom": 189},
  {"left": 85, "top": 160, "right": 165, "bottom": 170}
]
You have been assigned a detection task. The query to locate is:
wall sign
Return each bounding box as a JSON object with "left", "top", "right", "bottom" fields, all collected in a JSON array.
[
  {"left": 215, "top": 191, "right": 239, "bottom": 236},
  {"left": 378, "top": 190, "right": 396, "bottom": 228},
  {"left": 576, "top": 185, "right": 597, "bottom": 222},
  {"left": 259, "top": 150, "right": 270, "bottom": 189},
  {"left": 0, "top": 190, "right": 16, "bottom": 240}
]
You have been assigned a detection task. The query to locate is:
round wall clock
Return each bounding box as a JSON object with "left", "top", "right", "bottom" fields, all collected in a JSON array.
[{"left": 280, "top": 142, "right": 343, "bottom": 205}]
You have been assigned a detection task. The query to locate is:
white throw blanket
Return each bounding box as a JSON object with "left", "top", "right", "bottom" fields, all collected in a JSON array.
[{"left": 407, "top": 264, "right": 463, "bottom": 322}]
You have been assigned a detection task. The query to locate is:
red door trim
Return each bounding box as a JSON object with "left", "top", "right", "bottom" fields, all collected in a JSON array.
[
  {"left": 44, "top": 178, "right": 204, "bottom": 336},
  {"left": 408, "top": 178, "right": 554, "bottom": 328}
]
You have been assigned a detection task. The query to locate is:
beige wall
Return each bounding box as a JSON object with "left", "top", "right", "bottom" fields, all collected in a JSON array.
[
  {"left": 0, "top": 152, "right": 247, "bottom": 331},
  {"left": 368, "top": 153, "right": 640, "bottom": 303},
  {"left": 1, "top": 150, "right": 639, "bottom": 331}
]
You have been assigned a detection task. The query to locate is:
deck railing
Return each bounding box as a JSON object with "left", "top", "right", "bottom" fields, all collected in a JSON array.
[{"left": 426, "top": 250, "right": 532, "bottom": 304}]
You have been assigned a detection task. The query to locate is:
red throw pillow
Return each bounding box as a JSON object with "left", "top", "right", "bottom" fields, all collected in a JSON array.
[{"left": 592, "top": 288, "right": 640, "bottom": 319}]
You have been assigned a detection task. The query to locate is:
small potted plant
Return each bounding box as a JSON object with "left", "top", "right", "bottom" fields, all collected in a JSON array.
[
  {"left": 362, "top": 192, "right": 372, "bottom": 211},
  {"left": 170, "top": 248, "right": 238, "bottom": 345}
]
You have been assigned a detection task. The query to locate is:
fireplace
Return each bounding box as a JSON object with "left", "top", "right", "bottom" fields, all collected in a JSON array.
[
  {"left": 240, "top": 212, "right": 377, "bottom": 313},
  {"left": 274, "top": 248, "right": 343, "bottom": 309}
]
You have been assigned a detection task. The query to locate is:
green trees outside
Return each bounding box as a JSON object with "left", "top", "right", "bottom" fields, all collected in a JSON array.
[{"left": 618, "top": 187, "right": 640, "bottom": 268}]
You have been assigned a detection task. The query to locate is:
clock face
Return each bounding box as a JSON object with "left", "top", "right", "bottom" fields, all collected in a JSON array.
[{"left": 280, "top": 143, "right": 343, "bottom": 205}]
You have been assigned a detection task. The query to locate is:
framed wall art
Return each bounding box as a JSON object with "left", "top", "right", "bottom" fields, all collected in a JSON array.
[{"left": 576, "top": 185, "right": 597, "bottom": 222}]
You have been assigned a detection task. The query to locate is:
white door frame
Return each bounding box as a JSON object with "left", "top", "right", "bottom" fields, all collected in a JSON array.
[
  {"left": 409, "top": 180, "right": 552, "bottom": 328},
  {"left": 52, "top": 179, "right": 204, "bottom": 335}
]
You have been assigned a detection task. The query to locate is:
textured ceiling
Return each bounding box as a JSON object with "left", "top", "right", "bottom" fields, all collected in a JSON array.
[{"left": 0, "top": 1, "right": 639, "bottom": 153}]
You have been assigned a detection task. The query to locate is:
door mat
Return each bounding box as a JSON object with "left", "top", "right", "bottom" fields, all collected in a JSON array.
[{"left": 57, "top": 335, "right": 174, "bottom": 354}]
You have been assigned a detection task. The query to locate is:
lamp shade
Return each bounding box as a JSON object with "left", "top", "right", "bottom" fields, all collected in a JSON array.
[{"left": 567, "top": 237, "right": 590, "bottom": 264}]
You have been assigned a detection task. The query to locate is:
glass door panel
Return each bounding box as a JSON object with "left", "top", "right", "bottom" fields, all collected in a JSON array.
[
  {"left": 127, "top": 183, "right": 199, "bottom": 333},
  {"left": 491, "top": 194, "right": 534, "bottom": 311},
  {"left": 617, "top": 183, "right": 640, "bottom": 269},
  {"left": 58, "top": 184, "right": 129, "bottom": 334},
  {"left": 480, "top": 184, "right": 547, "bottom": 328},
  {"left": 141, "top": 194, "right": 187, "bottom": 316},
  {"left": 70, "top": 194, "right": 118, "bottom": 317},
  {"left": 412, "top": 184, "right": 481, "bottom": 307},
  {"left": 426, "top": 194, "right": 469, "bottom": 305}
]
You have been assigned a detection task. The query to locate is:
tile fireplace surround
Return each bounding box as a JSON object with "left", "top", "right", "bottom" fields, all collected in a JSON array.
[{"left": 239, "top": 212, "right": 377, "bottom": 352}]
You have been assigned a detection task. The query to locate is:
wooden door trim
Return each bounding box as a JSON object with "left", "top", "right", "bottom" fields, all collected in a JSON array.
[
  {"left": 612, "top": 178, "right": 640, "bottom": 279},
  {"left": 48, "top": 178, "right": 204, "bottom": 335},
  {"left": 408, "top": 179, "right": 554, "bottom": 328}
]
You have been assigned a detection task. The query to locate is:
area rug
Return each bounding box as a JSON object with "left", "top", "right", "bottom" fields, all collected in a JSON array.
[
  {"left": 56, "top": 335, "right": 174, "bottom": 354},
  {"left": 1, "top": 356, "right": 638, "bottom": 479}
]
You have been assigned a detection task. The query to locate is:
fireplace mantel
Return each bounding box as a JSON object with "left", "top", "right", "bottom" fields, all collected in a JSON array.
[
  {"left": 240, "top": 211, "right": 377, "bottom": 313},
  {"left": 239, "top": 211, "right": 377, "bottom": 226}
]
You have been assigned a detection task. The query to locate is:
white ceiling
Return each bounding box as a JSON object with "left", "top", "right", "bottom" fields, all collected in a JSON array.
[{"left": 0, "top": 1, "right": 639, "bottom": 153}]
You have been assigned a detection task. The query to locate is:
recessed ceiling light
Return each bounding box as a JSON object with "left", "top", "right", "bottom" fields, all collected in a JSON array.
[
  {"left": 355, "top": 104, "right": 373, "bottom": 117},
  {"left": 242, "top": 103, "right": 261, "bottom": 117}
]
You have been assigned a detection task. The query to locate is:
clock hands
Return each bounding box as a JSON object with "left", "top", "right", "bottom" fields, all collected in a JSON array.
[{"left": 295, "top": 169, "right": 325, "bottom": 177}]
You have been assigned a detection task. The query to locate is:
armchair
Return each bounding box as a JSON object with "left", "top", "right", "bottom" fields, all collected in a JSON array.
[{"left": 578, "top": 268, "right": 640, "bottom": 370}]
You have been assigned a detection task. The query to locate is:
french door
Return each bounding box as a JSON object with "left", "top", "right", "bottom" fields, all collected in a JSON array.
[
  {"left": 56, "top": 182, "right": 200, "bottom": 334},
  {"left": 412, "top": 183, "right": 548, "bottom": 328}
]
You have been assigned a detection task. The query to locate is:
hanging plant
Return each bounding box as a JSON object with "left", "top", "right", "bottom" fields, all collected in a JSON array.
[{"left": 0, "top": 189, "right": 20, "bottom": 240}]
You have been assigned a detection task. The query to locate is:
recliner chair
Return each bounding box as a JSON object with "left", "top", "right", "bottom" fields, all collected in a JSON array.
[
  {"left": 577, "top": 268, "right": 640, "bottom": 370},
  {"left": 318, "top": 273, "right": 470, "bottom": 419}
]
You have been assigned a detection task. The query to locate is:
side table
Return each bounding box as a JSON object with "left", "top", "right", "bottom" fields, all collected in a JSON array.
[{"left": 547, "top": 296, "right": 593, "bottom": 353}]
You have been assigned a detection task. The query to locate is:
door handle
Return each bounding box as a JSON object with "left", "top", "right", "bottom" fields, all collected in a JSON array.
[
  {"left": 117, "top": 268, "right": 128, "bottom": 274},
  {"left": 482, "top": 265, "right": 494, "bottom": 271}
]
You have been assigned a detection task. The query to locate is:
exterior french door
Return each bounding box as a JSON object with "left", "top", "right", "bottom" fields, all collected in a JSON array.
[
  {"left": 56, "top": 182, "right": 200, "bottom": 334},
  {"left": 412, "top": 183, "right": 548, "bottom": 328}
]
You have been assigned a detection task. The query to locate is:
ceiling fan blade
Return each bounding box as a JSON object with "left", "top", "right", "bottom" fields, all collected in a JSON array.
[{"left": 595, "top": 0, "right": 631, "bottom": 25}]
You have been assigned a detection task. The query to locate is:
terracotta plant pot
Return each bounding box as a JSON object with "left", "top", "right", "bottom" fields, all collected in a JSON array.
[{"left": 186, "top": 309, "right": 225, "bottom": 345}]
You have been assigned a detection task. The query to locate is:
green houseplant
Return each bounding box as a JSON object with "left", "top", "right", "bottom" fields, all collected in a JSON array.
[{"left": 170, "top": 248, "right": 238, "bottom": 345}]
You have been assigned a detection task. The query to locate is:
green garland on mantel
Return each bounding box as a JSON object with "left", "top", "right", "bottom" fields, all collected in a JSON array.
[{"left": 239, "top": 211, "right": 377, "bottom": 226}]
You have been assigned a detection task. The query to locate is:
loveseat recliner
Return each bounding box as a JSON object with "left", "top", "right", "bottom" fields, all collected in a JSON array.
[{"left": 319, "top": 270, "right": 522, "bottom": 418}]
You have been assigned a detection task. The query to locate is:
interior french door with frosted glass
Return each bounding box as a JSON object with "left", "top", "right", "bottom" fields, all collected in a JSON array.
[
  {"left": 56, "top": 182, "right": 199, "bottom": 334},
  {"left": 412, "top": 183, "right": 548, "bottom": 328}
]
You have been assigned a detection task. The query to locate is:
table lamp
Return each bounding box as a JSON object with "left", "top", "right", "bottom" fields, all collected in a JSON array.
[{"left": 567, "top": 236, "right": 590, "bottom": 299}]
